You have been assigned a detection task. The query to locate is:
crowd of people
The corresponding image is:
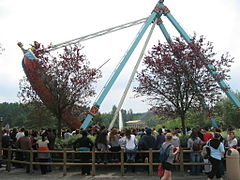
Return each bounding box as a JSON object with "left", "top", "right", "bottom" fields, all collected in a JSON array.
[{"left": 0, "top": 125, "right": 239, "bottom": 179}]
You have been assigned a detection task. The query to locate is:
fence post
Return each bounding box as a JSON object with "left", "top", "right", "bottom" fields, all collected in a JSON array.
[
  {"left": 72, "top": 151, "right": 75, "bottom": 163},
  {"left": 29, "top": 149, "right": 33, "bottom": 174},
  {"left": 179, "top": 147, "right": 184, "bottom": 176},
  {"left": 92, "top": 147, "right": 96, "bottom": 176},
  {"left": 149, "top": 148, "right": 153, "bottom": 175},
  {"left": 63, "top": 149, "right": 67, "bottom": 176},
  {"left": 120, "top": 149, "right": 124, "bottom": 176},
  {"left": 6, "top": 148, "right": 11, "bottom": 172}
]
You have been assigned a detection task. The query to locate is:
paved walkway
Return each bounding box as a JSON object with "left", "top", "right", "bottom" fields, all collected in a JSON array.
[{"left": 0, "top": 167, "right": 209, "bottom": 180}]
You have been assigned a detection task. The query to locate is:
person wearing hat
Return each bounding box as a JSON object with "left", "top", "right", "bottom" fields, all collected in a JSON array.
[{"left": 160, "top": 133, "right": 179, "bottom": 180}]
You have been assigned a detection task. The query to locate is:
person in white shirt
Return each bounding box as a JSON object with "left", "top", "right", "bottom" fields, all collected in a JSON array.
[
  {"left": 16, "top": 128, "right": 25, "bottom": 141},
  {"left": 122, "top": 129, "right": 138, "bottom": 163},
  {"left": 64, "top": 129, "right": 72, "bottom": 139},
  {"left": 227, "top": 131, "right": 238, "bottom": 149}
]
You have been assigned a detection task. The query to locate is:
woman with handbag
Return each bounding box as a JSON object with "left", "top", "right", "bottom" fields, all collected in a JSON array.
[{"left": 159, "top": 133, "right": 179, "bottom": 180}]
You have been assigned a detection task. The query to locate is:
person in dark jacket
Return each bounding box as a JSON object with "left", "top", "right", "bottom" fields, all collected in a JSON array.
[
  {"left": 1, "top": 129, "right": 10, "bottom": 167},
  {"left": 73, "top": 130, "right": 94, "bottom": 175},
  {"left": 139, "top": 128, "right": 156, "bottom": 150},
  {"left": 16, "top": 130, "right": 32, "bottom": 173},
  {"left": 155, "top": 128, "right": 165, "bottom": 150},
  {"left": 95, "top": 128, "right": 108, "bottom": 164},
  {"left": 138, "top": 128, "right": 156, "bottom": 164}
]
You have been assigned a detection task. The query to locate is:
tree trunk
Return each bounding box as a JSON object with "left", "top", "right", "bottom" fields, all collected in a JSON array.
[
  {"left": 180, "top": 114, "right": 186, "bottom": 135},
  {"left": 57, "top": 116, "right": 62, "bottom": 138},
  {"left": 38, "top": 109, "right": 42, "bottom": 130}
]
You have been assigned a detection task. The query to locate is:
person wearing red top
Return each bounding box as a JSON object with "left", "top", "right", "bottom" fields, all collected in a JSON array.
[
  {"left": 37, "top": 135, "right": 50, "bottom": 174},
  {"left": 202, "top": 127, "right": 213, "bottom": 142}
]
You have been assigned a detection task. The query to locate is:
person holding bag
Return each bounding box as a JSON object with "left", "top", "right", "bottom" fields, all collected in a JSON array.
[{"left": 158, "top": 133, "right": 179, "bottom": 180}]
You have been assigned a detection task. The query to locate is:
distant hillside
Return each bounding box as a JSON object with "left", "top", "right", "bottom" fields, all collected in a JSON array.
[{"left": 132, "top": 111, "right": 155, "bottom": 123}]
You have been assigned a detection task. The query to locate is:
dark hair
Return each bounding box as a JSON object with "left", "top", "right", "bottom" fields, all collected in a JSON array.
[
  {"left": 126, "top": 129, "right": 131, "bottom": 139},
  {"left": 24, "top": 130, "right": 29, "bottom": 136},
  {"left": 100, "top": 126, "right": 105, "bottom": 131},
  {"left": 32, "top": 130, "right": 38, "bottom": 137},
  {"left": 215, "top": 128, "right": 221, "bottom": 133},
  {"left": 158, "top": 128, "right": 163, "bottom": 134},
  {"left": 214, "top": 133, "right": 220, "bottom": 139},
  {"left": 96, "top": 130, "right": 108, "bottom": 144},
  {"left": 146, "top": 128, "right": 152, "bottom": 135},
  {"left": 204, "top": 127, "right": 209, "bottom": 131},
  {"left": 190, "top": 131, "right": 198, "bottom": 140},
  {"left": 76, "top": 129, "right": 80, "bottom": 135},
  {"left": 81, "top": 130, "right": 88, "bottom": 137},
  {"left": 42, "top": 135, "right": 46, "bottom": 141}
]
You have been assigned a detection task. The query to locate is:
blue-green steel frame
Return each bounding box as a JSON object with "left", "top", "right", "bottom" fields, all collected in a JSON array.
[{"left": 80, "top": 0, "right": 240, "bottom": 129}]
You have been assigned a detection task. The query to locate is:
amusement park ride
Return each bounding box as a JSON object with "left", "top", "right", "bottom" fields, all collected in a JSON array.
[{"left": 18, "top": 0, "right": 240, "bottom": 129}]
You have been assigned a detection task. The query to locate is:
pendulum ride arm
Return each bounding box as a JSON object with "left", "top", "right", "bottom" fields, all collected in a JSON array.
[
  {"left": 108, "top": 18, "right": 157, "bottom": 131},
  {"left": 158, "top": 1, "right": 240, "bottom": 109},
  {"left": 80, "top": 1, "right": 163, "bottom": 129},
  {"left": 48, "top": 18, "right": 147, "bottom": 51}
]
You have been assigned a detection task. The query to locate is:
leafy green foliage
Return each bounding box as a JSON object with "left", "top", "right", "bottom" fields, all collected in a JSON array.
[
  {"left": 215, "top": 92, "right": 240, "bottom": 127},
  {"left": 55, "top": 135, "right": 96, "bottom": 149},
  {"left": 0, "top": 102, "right": 57, "bottom": 129}
]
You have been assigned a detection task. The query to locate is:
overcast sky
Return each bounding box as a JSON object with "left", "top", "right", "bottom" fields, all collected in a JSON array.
[{"left": 0, "top": 0, "right": 239, "bottom": 113}]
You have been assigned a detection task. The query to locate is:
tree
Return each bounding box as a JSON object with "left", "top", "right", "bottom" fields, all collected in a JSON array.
[
  {"left": 215, "top": 93, "right": 240, "bottom": 127},
  {"left": 19, "top": 42, "right": 101, "bottom": 136},
  {"left": 0, "top": 102, "right": 58, "bottom": 129},
  {"left": 135, "top": 35, "right": 233, "bottom": 134},
  {"left": 22, "top": 102, "right": 58, "bottom": 130},
  {"left": 0, "top": 102, "right": 23, "bottom": 127}
]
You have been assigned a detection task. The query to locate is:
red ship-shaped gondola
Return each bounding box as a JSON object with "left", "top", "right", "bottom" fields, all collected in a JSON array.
[{"left": 19, "top": 43, "right": 82, "bottom": 129}]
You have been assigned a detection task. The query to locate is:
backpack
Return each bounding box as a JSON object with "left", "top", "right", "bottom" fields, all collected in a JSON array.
[
  {"left": 201, "top": 141, "right": 211, "bottom": 159},
  {"left": 159, "top": 144, "right": 171, "bottom": 163},
  {"left": 192, "top": 139, "right": 201, "bottom": 151}
]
